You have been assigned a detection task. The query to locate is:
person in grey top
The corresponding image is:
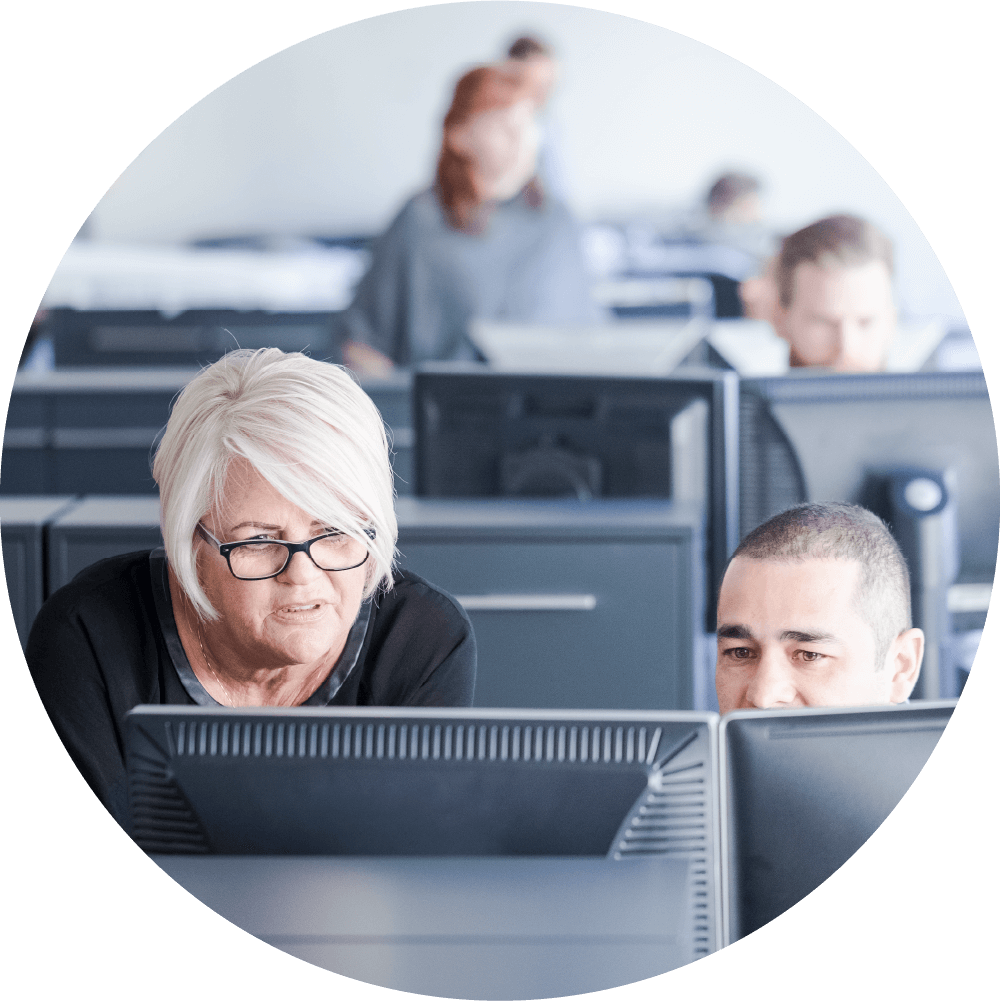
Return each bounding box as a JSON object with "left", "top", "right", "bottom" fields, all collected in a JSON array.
[{"left": 340, "top": 64, "right": 597, "bottom": 374}]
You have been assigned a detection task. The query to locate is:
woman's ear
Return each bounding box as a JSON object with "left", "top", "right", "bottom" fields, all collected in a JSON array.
[{"left": 889, "top": 627, "right": 924, "bottom": 702}]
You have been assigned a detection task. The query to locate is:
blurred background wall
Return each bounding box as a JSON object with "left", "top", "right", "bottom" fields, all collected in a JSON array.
[{"left": 82, "top": 1, "right": 963, "bottom": 324}]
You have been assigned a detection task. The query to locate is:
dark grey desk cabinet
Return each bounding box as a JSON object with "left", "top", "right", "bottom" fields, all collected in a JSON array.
[
  {"left": 395, "top": 498, "right": 705, "bottom": 711},
  {"left": 47, "top": 496, "right": 163, "bottom": 593},
  {"left": 0, "top": 496, "right": 78, "bottom": 646}
]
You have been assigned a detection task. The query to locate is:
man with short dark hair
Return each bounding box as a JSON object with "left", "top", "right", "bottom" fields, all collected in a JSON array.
[
  {"left": 715, "top": 502, "right": 924, "bottom": 713},
  {"left": 772, "top": 214, "right": 898, "bottom": 372}
]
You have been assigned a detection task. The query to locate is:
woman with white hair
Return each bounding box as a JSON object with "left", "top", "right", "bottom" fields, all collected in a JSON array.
[{"left": 27, "top": 349, "right": 476, "bottom": 828}]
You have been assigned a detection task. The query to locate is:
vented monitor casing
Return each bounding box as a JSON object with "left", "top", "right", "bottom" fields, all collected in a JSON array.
[{"left": 127, "top": 706, "right": 718, "bottom": 859}]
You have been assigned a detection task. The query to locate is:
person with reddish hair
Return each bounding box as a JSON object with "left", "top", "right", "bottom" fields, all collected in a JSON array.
[{"left": 339, "top": 64, "right": 596, "bottom": 375}]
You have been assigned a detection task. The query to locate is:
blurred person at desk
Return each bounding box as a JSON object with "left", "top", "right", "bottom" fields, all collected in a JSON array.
[
  {"left": 339, "top": 64, "right": 597, "bottom": 376},
  {"left": 738, "top": 214, "right": 899, "bottom": 372},
  {"left": 27, "top": 350, "right": 476, "bottom": 829},
  {"left": 691, "top": 172, "right": 775, "bottom": 268}
]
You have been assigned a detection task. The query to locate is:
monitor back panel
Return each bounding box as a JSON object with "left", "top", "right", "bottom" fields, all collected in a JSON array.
[
  {"left": 739, "top": 372, "right": 998, "bottom": 583},
  {"left": 130, "top": 706, "right": 720, "bottom": 973},
  {"left": 721, "top": 701, "right": 955, "bottom": 942}
]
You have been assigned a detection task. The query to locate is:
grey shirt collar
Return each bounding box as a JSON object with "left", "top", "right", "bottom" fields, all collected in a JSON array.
[{"left": 148, "top": 549, "right": 372, "bottom": 706}]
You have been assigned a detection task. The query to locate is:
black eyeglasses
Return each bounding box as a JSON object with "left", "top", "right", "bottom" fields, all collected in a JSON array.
[{"left": 197, "top": 523, "right": 375, "bottom": 581}]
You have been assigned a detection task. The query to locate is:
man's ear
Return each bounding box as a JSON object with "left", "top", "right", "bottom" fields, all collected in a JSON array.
[{"left": 888, "top": 627, "right": 924, "bottom": 702}]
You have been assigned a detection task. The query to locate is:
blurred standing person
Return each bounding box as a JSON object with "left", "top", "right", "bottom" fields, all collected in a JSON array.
[
  {"left": 339, "top": 65, "right": 597, "bottom": 375},
  {"left": 503, "top": 34, "right": 569, "bottom": 204}
]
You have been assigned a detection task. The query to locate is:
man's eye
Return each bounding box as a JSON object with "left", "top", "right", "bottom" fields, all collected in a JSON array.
[
  {"left": 722, "top": 647, "right": 754, "bottom": 660},
  {"left": 798, "top": 650, "right": 824, "bottom": 662}
]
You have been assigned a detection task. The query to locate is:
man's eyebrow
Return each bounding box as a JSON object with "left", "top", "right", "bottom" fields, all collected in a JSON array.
[
  {"left": 780, "top": 629, "right": 837, "bottom": 643},
  {"left": 717, "top": 624, "right": 754, "bottom": 640}
]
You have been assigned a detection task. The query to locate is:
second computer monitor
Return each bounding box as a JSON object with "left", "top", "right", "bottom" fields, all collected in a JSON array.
[{"left": 413, "top": 366, "right": 739, "bottom": 626}]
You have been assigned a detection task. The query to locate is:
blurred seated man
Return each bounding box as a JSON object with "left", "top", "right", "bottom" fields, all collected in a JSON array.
[
  {"left": 742, "top": 214, "right": 898, "bottom": 371},
  {"left": 698, "top": 172, "right": 775, "bottom": 266},
  {"left": 715, "top": 502, "right": 923, "bottom": 713}
]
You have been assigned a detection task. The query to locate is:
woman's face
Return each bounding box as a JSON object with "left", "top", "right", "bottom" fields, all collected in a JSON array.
[
  {"left": 196, "top": 459, "right": 368, "bottom": 670},
  {"left": 451, "top": 98, "right": 540, "bottom": 201}
]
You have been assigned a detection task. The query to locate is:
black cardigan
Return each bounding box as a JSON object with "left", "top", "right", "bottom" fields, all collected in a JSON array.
[{"left": 27, "top": 550, "right": 476, "bottom": 827}]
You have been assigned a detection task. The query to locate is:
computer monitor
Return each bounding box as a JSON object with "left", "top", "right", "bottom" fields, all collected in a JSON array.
[
  {"left": 467, "top": 318, "right": 706, "bottom": 376},
  {"left": 414, "top": 366, "right": 739, "bottom": 627},
  {"left": 126, "top": 706, "right": 718, "bottom": 860},
  {"left": 740, "top": 371, "right": 997, "bottom": 579},
  {"left": 740, "top": 371, "right": 997, "bottom": 697},
  {"left": 720, "top": 700, "right": 955, "bottom": 944},
  {"left": 44, "top": 308, "right": 337, "bottom": 368}
]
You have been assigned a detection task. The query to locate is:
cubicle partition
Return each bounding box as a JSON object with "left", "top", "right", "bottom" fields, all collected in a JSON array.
[
  {"left": 0, "top": 496, "right": 78, "bottom": 647},
  {"left": 46, "top": 496, "right": 163, "bottom": 592},
  {"left": 396, "top": 497, "right": 708, "bottom": 710},
  {"left": 2, "top": 369, "right": 190, "bottom": 495},
  {"left": 1, "top": 368, "right": 414, "bottom": 497},
  {"left": 5, "top": 493, "right": 706, "bottom": 711},
  {"left": 44, "top": 308, "right": 339, "bottom": 368}
]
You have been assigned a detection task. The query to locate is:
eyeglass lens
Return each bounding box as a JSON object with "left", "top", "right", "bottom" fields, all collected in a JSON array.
[{"left": 229, "top": 535, "right": 368, "bottom": 578}]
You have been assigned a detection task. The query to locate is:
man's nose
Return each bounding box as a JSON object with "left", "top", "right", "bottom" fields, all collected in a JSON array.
[
  {"left": 833, "top": 320, "right": 865, "bottom": 366},
  {"left": 744, "top": 649, "right": 797, "bottom": 708}
]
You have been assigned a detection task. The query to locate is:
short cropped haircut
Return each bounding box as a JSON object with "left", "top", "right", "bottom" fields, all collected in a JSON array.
[
  {"left": 508, "top": 35, "right": 551, "bottom": 60},
  {"left": 153, "top": 349, "right": 397, "bottom": 621},
  {"left": 776, "top": 214, "right": 894, "bottom": 308},
  {"left": 706, "top": 172, "right": 760, "bottom": 214},
  {"left": 730, "top": 502, "right": 911, "bottom": 669}
]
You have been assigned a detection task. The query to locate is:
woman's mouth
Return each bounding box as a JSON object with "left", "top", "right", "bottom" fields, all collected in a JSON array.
[{"left": 272, "top": 602, "right": 327, "bottom": 620}]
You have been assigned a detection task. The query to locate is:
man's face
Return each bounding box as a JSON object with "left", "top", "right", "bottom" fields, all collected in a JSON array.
[
  {"left": 775, "top": 259, "right": 897, "bottom": 372},
  {"left": 715, "top": 556, "right": 915, "bottom": 714}
]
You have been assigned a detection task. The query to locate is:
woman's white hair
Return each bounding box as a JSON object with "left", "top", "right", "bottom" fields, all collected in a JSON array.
[{"left": 153, "top": 348, "right": 397, "bottom": 620}]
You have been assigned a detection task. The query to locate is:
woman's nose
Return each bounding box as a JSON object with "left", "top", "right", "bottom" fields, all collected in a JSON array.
[{"left": 278, "top": 549, "right": 325, "bottom": 584}]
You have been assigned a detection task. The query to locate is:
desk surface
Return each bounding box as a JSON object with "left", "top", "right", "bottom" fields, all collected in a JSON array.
[{"left": 153, "top": 855, "right": 712, "bottom": 998}]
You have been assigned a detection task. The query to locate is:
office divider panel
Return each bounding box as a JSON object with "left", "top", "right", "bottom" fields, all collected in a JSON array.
[
  {"left": 396, "top": 498, "right": 706, "bottom": 710},
  {"left": 2, "top": 369, "right": 190, "bottom": 495},
  {"left": 45, "top": 308, "right": 338, "bottom": 368},
  {"left": 3, "top": 369, "right": 412, "bottom": 497},
  {"left": 359, "top": 372, "right": 413, "bottom": 496},
  {"left": 0, "top": 496, "right": 78, "bottom": 646},
  {"left": 47, "top": 496, "right": 163, "bottom": 593}
]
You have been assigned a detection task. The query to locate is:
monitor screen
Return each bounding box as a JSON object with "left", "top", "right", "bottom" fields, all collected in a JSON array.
[
  {"left": 127, "top": 706, "right": 718, "bottom": 859},
  {"left": 720, "top": 700, "right": 955, "bottom": 943},
  {"left": 739, "top": 371, "right": 998, "bottom": 585},
  {"left": 413, "top": 366, "right": 739, "bottom": 627}
]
